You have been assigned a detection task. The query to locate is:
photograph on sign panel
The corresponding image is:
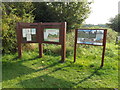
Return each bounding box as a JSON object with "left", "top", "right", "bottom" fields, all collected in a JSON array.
[
  {"left": 77, "top": 30, "right": 104, "bottom": 45},
  {"left": 22, "top": 28, "right": 36, "bottom": 42},
  {"left": 44, "top": 28, "right": 59, "bottom": 42}
]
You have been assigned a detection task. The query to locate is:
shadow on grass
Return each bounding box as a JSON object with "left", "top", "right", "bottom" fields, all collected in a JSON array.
[
  {"left": 17, "top": 75, "right": 74, "bottom": 88},
  {"left": 2, "top": 61, "right": 35, "bottom": 81},
  {"left": 2, "top": 56, "right": 60, "bottom": 82},
  {"left": 48, "top": 65, "right": 102, "bottom": 85},
  {"left": 75, "top": 67, "right": 101, "bottom": 85},
  {"left": 3, "top": 54, "right": 103, "bottom": 88},
  {"left": 16, "top": 65, "right": 102, "bottom": 88}
]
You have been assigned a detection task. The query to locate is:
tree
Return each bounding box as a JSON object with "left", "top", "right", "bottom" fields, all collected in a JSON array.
[
  {"left": 33, "top": 2, "right": 91, "bottom": 31},
  {"left": 107, "top": 14, "right": 120, "bottom": 32}
]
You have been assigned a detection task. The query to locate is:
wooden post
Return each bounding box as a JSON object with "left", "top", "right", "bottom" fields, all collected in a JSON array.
[
  {"left": 38, "top": 22, "right": 43, "bottom": 58},
  {"left": 16, "top": 23, "right": 22, "bottom": 58},
  {"left": 101, "top": 46, "right": 106, "bottom": 67},
  {"left": 61, "top": 22, "right": 66, "bottom": 62},
  {"left": 18, "top": 43, "right": 22, "bottom": 58},
  {"left": 39, "top": 43, "right": 43, "bottom": 58},
  {"left": 74, "top": 29, "right": 77, "bottom": 62},
  {"left": 101, "top": 30, "right": 107, "bottom": 67}
]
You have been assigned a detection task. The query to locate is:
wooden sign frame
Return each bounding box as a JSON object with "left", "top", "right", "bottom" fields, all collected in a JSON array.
[
  {"left": 16, "top": 22, "right": 39, "bottom": 58},
  {"left": 16, "top": 22, "right": 66, "bottom": 62},
  {"left": 39, "top": 22, "right": 66, "bottom": 62},
  {"left": 74, "top": 29, "right": 107, "bottom": 67}
]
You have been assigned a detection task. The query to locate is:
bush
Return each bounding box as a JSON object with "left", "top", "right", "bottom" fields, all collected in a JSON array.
[
  {"left": 2, "top": 3, "right": 34, "bottom": 53},
  {"left": 106, "top": 28, "right": 117, "bottom": 43}
]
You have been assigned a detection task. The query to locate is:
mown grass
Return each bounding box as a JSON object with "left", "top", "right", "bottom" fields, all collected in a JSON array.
[{"left": 2, "top": 28, "right": 119, "bottom": 88}]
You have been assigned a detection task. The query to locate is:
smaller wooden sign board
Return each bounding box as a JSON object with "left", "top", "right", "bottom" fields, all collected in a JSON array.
[{"left": 74, "top": 29, "right": 107, "bottom": 67}]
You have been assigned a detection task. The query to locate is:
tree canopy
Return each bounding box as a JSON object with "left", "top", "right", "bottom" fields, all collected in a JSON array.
[{"left": 33, "top": 2, "right": 91, "bottom": 31}]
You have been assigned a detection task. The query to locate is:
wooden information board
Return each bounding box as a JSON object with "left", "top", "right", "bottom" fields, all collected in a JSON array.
[{"left": 16, "top": 22, "right": 66, "bottom": 62}]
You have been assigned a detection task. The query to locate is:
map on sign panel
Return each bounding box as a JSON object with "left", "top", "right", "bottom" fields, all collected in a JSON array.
[
  {"left": 77, "top": 30, "right": 104, "bottom": 45},
  {"left": 44, "top": 28, "right": 59, "bottom": 42}
]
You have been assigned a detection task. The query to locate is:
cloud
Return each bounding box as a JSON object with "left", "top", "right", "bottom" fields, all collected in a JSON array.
[{"left": 85, "top": 0, "right": 119, "bottom": 24}]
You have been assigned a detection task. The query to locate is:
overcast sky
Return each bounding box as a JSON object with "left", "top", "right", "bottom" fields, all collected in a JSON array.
[{"left": 85, "top": 0, "right": 120, "bottom": 25}]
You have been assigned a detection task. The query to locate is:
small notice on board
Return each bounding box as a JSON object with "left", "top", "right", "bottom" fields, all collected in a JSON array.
[
  {"left": 26, "top": 34, "right": 31, "bottom": 41},
  {"left": 31, "top": 28, "right": 36, "bottom": 34},
  {"left": 22, "top": 28, "right": 36, "bottom": 41},
  {"left": 26, "top": 29, "right": 31, "bottom": 34},
  {"left": 22, "top": 29, "right": 27, "bottom": 37}
]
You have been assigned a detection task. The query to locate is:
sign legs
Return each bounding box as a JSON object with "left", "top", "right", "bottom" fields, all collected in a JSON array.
[
  {"left": 101, "top": 46, "right": 106, "bottom": 67},
  {"left": 60, "top": 44, "right": 66, "bottom": 63},
  {"left": 18, "top": 43, "right": 22, "bottom": 58},
  {"left": 74, "top": 29, "right": 77, "bottom": 62},
  {"left": 74, "top": 43, "right": 77, "bottom": 62},
  {"left": 39, "top": 43, "right": 43, "bottom": 58},
  {"left": 101, "top": 30, "right": 107, "bottom": 67}
]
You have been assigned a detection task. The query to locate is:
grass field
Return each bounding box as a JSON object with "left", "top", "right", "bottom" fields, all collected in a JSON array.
[{"left": 2, "top": 28, "right": 119, "bottom": 88}]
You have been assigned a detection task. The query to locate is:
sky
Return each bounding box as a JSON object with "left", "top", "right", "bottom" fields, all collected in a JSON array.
[{"left": 85, "top": 0, "right": 120, "bottom": 25}]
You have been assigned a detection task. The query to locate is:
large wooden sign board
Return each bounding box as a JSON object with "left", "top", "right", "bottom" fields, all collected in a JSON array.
[
  {"left": 74, "top": 29, "right": 107, "bottom": 67},
  {"left": 16, "top": 22, "right": 66, "bottom": 62}
]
